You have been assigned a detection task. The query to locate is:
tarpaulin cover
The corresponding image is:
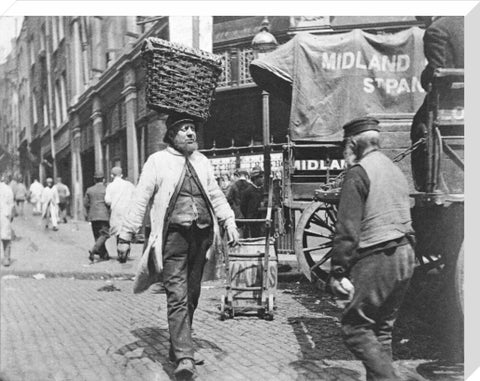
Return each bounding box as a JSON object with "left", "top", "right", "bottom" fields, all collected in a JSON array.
[{"left": 250, "top": 28, "right": 426, "bottom": 141}]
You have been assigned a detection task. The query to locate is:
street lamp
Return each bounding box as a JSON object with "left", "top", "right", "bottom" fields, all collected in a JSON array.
[{"left": 251, "top": 17, "right": 278, "bottom": 192}]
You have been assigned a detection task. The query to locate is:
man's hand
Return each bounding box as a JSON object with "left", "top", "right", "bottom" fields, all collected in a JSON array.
[
  {"left": 329, "top": 276, "right": 355, "bottom": 302},
  {"left": 226, "top": 226, "right": 240, "bottom": 247}
]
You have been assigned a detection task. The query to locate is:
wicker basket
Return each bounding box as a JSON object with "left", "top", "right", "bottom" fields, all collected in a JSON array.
[{"left": 142, "top": 37, "right": 223, "bottom": 121}]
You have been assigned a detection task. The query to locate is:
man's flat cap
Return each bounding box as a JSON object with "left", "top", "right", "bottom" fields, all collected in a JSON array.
[
  {"left": 235, "top": 168, "right": 249, "bottom": 177},
  {"left": 166, "top": 112, "right": 198, "bottom": 130},
  {"left": 250, "top": 166, "right": 264, "bottom": 179},
  {"left": 343, "top": 116, "right": 380, "bottom": 138}
]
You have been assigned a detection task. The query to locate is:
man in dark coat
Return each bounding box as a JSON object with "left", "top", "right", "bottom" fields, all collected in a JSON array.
[
  {"left": 241, "top": 166, "right": 265, "bottom": 238},
  {"left": 84, "top": 172, "right": 110, "bottom": 262},
  {"left": 227, "top": 168, "right": 256, "bottom": 237},
  {"left": 411, "top": 16, "right": 464, "bottom": 191},
  {"left": 329, "top": 117, "right": 416, "bottom": 381},
  {"left": 226, "top": 168, "right": 251, "bottom": 219}
]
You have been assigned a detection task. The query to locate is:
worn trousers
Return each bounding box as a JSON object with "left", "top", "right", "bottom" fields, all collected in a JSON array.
[
  {"left": 90, "top": 220, "right": 110, "bottom": 257},
  {"left": 342, "top": 244, "right": 415, "bottom": 381},
  {"left": 163, "top": 223, "right": 212, "bottom": 361}
]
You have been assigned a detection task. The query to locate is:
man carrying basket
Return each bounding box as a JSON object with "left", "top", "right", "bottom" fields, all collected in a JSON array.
[{"left": 117, "top": 112, "right": 239, "bottom": 378}]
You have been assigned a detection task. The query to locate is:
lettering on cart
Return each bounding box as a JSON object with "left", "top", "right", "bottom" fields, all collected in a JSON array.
[
  {"left": 294, "top": 159, "right": 346, "bottom": 171},
  {"left": 320, "top": 52, "right": 426, "bottom": 95},
  {"left": 363, "top": 77, "right": 424, "bottom": 95}
]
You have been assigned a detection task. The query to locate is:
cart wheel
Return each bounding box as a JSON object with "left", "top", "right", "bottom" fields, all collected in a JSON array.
[
  {"left": 294, "top": 201, "right": 337, "bottom": 283},
  {"left": 454, "top": 242, "right": 464, "bottom": 318}
]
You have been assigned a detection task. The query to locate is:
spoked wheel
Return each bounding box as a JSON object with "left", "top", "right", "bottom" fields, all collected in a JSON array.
[
  {"left": 294, "top": 201, "right": 337, "bottom": 283},
  {"left": 454, "top": 242, "right": 464, "bottom": 318}
]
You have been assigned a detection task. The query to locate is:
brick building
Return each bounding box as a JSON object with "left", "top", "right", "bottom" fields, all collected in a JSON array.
[{"left": 0, "top": 15, "right": 422, "bottom": 219}]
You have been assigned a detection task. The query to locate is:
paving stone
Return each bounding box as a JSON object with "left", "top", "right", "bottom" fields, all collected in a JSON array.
[{"left": 0, "top": 206, "right": 463, "bottom": 381}]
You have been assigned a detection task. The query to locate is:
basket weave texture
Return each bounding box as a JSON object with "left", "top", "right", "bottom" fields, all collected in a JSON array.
[{"left": 142, "top": 37, "right": 223, "bottom": 121}]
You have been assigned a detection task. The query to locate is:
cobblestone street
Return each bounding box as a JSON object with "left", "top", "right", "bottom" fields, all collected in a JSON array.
[{"left": 0, "top": 208, "right": 464, "bottom": 381}]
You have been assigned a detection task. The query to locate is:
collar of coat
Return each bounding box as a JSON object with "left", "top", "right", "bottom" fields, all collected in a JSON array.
[{"left": 166, "top": 145, "right": 197, "bottom": 158}]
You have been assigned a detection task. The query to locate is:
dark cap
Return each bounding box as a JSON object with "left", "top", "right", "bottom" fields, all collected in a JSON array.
[
  {"left": 235, "top": 168, "right": 249, "bottom": 177},
  {"left": 250, "top": 166, "right": 264, "bottom": 179},
  {"left": 165, "top": 112, "right": 198, "bottom": 131},
  {"left": 342, "top": 116, "right": 380, "bottom": 138}
]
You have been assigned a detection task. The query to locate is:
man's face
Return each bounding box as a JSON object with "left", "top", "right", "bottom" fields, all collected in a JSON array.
[
  {"left": 172, "top": 122, "right": 198, "bottom": 155},
  {"left": 343, "top": 138, "right": 357, "bottom": 168},
  {"left": 47, "top": 180, "right": 53, "bottom": 188},
  {"left": 253, "top": 174, "right": 264, "bottom": 187}
]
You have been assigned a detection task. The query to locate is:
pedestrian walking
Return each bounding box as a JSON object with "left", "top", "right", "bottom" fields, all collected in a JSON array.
[
  {"left": 84, "top": 172, "right": 110, "bottom": 262},
  {"left": 29, "top": 178, "right": 44, "bottom": 215},
  {"left": 226, "top": 168, "right": 256, "bottom": 237},
  {"left": 328, "top": 116, "right": 416, "bottom": 381},
  {"left": 40, "top": 177, "right": 59, "bottom": 231},
  {"left": 13, "top": 176, "right": 28, "bottom": 217},
  {"left": 0, "top": 171, "right": 15, "bottom": 267},
  {"left": 117, "top": 112, "right": 239, "bottom": 379},
  {"left": 105, "top": 166, "right": 135, "bottom": 263},
  {"left": 54, "top": 177, "right": 70, "bottom": 223},
  {"left": 227, "top": 169, "right": 249, "bottom": 218}
]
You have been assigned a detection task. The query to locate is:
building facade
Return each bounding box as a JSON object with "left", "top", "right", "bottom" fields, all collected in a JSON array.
[{"left": 0, "top": 15, "right": 421, "bottom": 219}]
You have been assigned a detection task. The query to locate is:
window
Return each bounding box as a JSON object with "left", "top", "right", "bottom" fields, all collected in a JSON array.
[
  {"left": 40, "top": 25, "right": 46, "bottom": 51},
  {"left": 54, "top": 80, "right": 61, "bottom": 127},
  {"left": 43, "top": 100, "right": 49, "bottom": 127},
  {"left": 32, "top": 95, "right": 38, "bottom": 124},
  {"left": 60, "top": 74, "right": 68, "bottom": 122},
  {"left": 58, "top": 17, "right": 65, "bottom": 41},
  {"left": 28, "top": 38, "right": 35, "bottom": 66},
  {"left": 52, "top": 17, "right": 58, "bottom": 49}
]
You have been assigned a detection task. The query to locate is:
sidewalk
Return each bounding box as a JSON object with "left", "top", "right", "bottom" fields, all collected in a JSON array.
[{"left": 0, "top": 205, "right": 302, "bottom": 281}]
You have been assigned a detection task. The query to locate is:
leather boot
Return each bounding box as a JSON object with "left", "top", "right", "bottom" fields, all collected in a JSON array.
[{"left": 173, "top": 358, "right": 195, "bottom": 379}]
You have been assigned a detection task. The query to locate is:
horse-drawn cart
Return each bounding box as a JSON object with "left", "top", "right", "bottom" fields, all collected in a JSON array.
[{"left": 249, "top": 29, "right": 464, "bottom": 317}]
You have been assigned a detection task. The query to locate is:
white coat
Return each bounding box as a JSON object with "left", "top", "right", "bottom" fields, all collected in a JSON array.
[
  {"left": 105, "top": 177, "right": 135, "bottom": 235},
  {"left": 0, "top": 182, "right": 14, "bottom": 240},
  {"left": 41, "top": 186, "right": 60, "bottom": 225},
  {"left": 29, "top": 180, "right": 44, "bottom": 204},
  {"left": 119, "top": 147, "right": 236, "bottom": 293}
]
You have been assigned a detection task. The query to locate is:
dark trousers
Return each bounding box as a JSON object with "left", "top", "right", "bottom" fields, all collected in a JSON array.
[
  {"left": 342, "top": 244, "right": 415, "bottom": 381},
  {"left": 58, "top": 202, "right": 68, "bottom": 221},
  {"left": 163, "top": 223, "right": 212, "bottom": 361},
  {"left": 91, "top": 220, "right": 110, "bottom": 257}
]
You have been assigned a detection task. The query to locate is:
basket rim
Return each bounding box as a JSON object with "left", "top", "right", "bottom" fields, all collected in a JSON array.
[{"left": 143, "top": 36, "right": 222, "bottom": 66}]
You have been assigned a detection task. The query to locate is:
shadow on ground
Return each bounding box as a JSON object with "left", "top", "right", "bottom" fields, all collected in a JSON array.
[
  {"left": 113, "top": 326, "right": 224, "bottom": 380},
  {"left": 278, "top": 271, "right": 464, "bottom": 381}
]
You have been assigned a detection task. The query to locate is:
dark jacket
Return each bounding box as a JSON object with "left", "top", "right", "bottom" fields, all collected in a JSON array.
[
  {"left": 421, "top": 16, "right": 464, "bottom": 89},
  {"left": 227, "top": 179, "right": 255, "bottom": 219},
  {"left": 240, "top": 183, "right": 264, "bottom": 237},
  {"left": 84, "top": 182, "right": 110, "bottom": 222}
]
